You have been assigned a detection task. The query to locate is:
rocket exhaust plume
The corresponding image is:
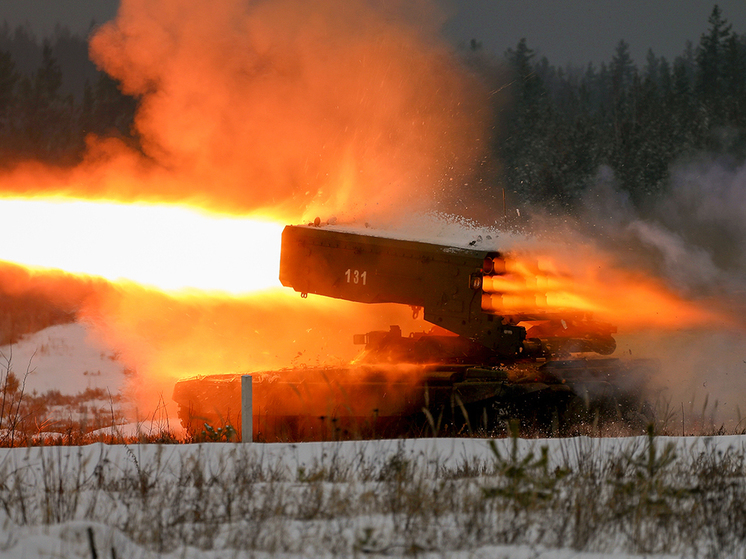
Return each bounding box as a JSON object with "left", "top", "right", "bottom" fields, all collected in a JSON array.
[
  {"left": 508, "top": 166, "right": 746, "bottom": 430},
  {"left": 0, "top": 198, "right": 282, "bottom": 293}
]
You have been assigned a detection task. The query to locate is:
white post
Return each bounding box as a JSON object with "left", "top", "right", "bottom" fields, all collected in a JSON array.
[{"left": 241, "top": 375, "right": 252, "bottom": 442}]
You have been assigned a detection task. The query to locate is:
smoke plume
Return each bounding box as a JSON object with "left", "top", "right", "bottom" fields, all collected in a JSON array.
[
  {"left": 82, "top": 0, "right": 488, "bottom": 222},
  {"left": 528, "top": 160, "right": 746, "bottom": 429}
]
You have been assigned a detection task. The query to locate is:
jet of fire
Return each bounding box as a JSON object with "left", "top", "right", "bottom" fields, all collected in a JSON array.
[
  {"left": 0, "top": 197, "right": 283, "bottom": 294},
  {"left": 479, "top": 250, "right": 728, "bottom": 329}
]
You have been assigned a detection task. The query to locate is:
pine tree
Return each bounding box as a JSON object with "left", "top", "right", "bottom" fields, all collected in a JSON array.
[
  {"left": 501, "top": 39, "right": 558, "bottom": 206},
  {"left": 721, "top": 32, "right": 746, "bottom": 129},
  {"left": 17, "top": 42, "right": 76, "bottom": 162},
  {"left": 696, "top": 5, "right": 732, "bottom": 125},
  {"left": 610, "top": 40, "right": 636, "bottom": 102},
  {"left": 644, "top": 48, "right": 660, "bottom": 89},
  {"left": 477, "top": 6, "right": 746, "bottom": 213},
  {"left": 0, "top": 50, "right": 17, "bottom": 128}
]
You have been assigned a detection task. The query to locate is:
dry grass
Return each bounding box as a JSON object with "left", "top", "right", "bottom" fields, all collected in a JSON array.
[{"left": 0, "top": 431, "right": 743, "bottom": 557}]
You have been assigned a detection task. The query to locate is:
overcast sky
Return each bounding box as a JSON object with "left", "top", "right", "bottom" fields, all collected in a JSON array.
[
  {"left": 442, "top": 0, "right": 746, "bottom": 67},
  {"left": 1, "top": 0, "right": 745, "bottom": 68}
]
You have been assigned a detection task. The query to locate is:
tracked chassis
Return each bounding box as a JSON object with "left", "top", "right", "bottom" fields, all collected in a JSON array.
[{"left": 173, "top": 225, "right": 655, "bottom": 440}]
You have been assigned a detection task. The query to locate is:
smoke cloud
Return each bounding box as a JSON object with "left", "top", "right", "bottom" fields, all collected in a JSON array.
[
  {"left": 524, "top": 160, "right": 746, "bottom": 429},
  {"left": 573, "top": 160, "right": 746, "bottom": 325},
  {"left": 81, "top": 0, "right": 488, "bottom": 222}
]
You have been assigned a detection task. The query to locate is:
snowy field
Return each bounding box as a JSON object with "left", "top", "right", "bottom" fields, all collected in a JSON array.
[
  {"left": 0, "top": 434, "right": 744, "bottom": 558},
  {"left": 1, "top": 323, "right": 128, "bottom": 396},
  {"left": 0, "top": 323, "right": 137, "bottom": 441}
]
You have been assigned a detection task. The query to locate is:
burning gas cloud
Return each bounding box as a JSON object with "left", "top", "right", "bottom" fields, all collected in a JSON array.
[{"left": 84, "top": 0, "right": 488, "bottom": 221}]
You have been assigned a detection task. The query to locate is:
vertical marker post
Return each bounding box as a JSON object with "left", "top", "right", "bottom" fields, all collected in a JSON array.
[{"left": 241, "top": 375, "right": 252, "bottom": 442}]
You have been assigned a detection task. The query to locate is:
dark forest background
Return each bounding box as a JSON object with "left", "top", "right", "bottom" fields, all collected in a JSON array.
[
  {"left": 472, "top": 5, "right": 746, "bottom": 214},
  {"left": 0, "top": 21, "right": 135, "bottom": 167},
  {"left": 0, "top": 5, "right": 743, "bottom": 214}
]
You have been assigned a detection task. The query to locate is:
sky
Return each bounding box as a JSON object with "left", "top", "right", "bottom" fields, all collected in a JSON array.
[
  {"left": 1, "top": 0, "right": 745, "bottom": 68},
  {"left": 441, "top": 0, "right": 746, "bottom": 66}
]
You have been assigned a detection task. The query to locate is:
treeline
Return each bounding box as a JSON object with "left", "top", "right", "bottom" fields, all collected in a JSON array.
[
  {"left": 0, "top": 22, "right": 136, "bottom": 166},
  {"left": 476, "top": 5, "right": 746, "bottom": 211}
]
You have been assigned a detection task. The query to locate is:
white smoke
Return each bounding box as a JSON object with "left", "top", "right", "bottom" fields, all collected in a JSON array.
[{"left": 574, "top": 160, "right": 746, "bottom": 431}]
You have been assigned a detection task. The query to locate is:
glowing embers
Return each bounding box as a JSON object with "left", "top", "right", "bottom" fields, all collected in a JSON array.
[{"left": 0, "top": 196, "right": 284, "bottom": 294}]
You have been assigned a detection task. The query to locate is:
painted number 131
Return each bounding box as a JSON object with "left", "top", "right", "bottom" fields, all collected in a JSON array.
[{"left": 345, "top": 269, "right": 367, "bottom": 285}]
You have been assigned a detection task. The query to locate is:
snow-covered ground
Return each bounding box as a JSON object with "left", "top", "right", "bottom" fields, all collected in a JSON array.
[
  {"left": 0, "top": 435, "right": 743, "bottom": 558},
  {"left": 0, "top": 322, "right": 175, "bottom": 442},
  {"left": 0, "top": 323, "right": 128, "bottom": 397}
]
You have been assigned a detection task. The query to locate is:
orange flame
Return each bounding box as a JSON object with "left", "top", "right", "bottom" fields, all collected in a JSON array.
[
  {"left": 0, "top": 196, "right": 282, "bottom": 293},
  {"left": 481, "top": 249, "right": 728, "bottom": 330}
]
